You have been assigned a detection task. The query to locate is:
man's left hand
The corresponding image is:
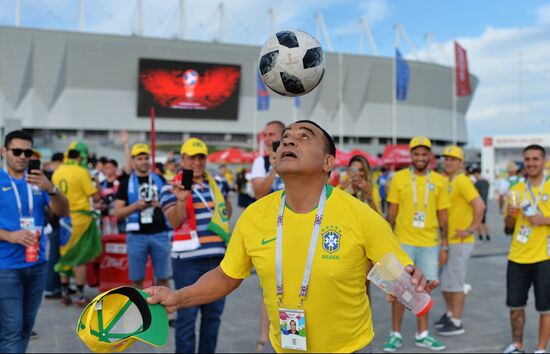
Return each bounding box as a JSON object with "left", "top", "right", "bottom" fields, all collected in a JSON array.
[
  {"left": 26, "top": 169, "right": 54, "bottom": 193},
  {"left": 453, "top": 229, "right": 470, "bottom": 240},
  {"left": 385, "top": 265, "right": 439, "bottom": 303},
  {"left": 528, "top": 215, "right": 548, "bottom": 226},
  {"left": 438, "top": 249, "right": 448, "bottom": 266}
]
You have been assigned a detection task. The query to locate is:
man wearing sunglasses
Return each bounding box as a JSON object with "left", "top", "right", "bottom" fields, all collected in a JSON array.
[{"left": 0, "top": 130, "right": 69, "bottom": 353}]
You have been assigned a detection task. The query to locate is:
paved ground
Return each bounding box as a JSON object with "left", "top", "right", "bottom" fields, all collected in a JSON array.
[{"left": 28, "top": 200, "right": 544, "bottom": 353}]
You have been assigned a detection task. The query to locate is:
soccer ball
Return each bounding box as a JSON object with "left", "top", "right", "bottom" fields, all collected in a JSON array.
[{"left": 258, "top": 30, "right": 325, "bottom": 97}]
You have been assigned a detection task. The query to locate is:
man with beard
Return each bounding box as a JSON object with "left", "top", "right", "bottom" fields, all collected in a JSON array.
[
  {"left": 114, "top": 143, "right": 170, "bottom": 289},
  {"left": 383, "top": 136, "right": 449, "bottom": 352}
]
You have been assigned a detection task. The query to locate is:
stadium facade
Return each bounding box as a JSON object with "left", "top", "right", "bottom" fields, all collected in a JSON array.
[{"left": 0, "top": 26, "right": 478, "bottom": 157}]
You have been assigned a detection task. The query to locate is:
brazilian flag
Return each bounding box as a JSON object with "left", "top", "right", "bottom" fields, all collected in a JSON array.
[{"left": 55, "top": 210, "right": 102, "bottom": 276}]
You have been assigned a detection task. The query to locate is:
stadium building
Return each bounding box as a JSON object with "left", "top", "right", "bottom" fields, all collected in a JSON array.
[{"left": 0, "top": 26, "right": 478, "bottom": 159}]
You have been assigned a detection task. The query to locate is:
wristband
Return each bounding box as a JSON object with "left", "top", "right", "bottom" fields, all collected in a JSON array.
[
  {"left": 440, "top": 246, "right": 449, "bottom": 251},
  {"left": 48, "top": 186, "right": 59, "bottom": 196}
]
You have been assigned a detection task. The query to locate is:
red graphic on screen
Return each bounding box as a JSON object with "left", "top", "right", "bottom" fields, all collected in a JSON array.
[{"left": 140, "top": 67, "right": 240, "bottom": 110}]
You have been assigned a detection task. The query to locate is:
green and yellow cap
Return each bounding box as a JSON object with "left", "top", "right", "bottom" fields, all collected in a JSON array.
[
  {"left": 180, "top": 137, "right": 208, "bottom": 156},
  {"left": 76, "top": 286, "right": 168, "bottom": 353},
  {"left": 443, "top": 145, "right": 464, "bottom": 161},
  {"left": 67, "top": 141, "right": 89, "bottom": 167}
]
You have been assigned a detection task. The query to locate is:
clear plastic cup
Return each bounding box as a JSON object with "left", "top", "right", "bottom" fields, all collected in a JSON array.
[
  {"left": 367, "top": 253, "right": 433, "bottom": 317},
  {"left": 508, "top": 190, "right": 521, "bottom": 208}
]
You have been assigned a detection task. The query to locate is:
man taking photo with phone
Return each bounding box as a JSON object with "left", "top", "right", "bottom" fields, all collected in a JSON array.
[
  {"left": 160, "top": 137, "right": 232, "bottom": 353},
  {"left": 0, "top": 130, "right": 69, "bottom": 352}
]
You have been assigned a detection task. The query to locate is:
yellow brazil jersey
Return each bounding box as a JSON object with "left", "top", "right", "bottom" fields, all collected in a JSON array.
[
  {"left": 387, "top": 169, "right": 450, "bottom": 247},
  {"left": 220, "top": 186, "right": 412, "bottom": 353},
  {"left": 507, "top": 181, "right": 550, "bottom": 264},
  {"left": 52, "top": 163, "right": 97, "bottom": 212},
  {"left": 448, "top": 174, "right": 480, "bottom": 244}
]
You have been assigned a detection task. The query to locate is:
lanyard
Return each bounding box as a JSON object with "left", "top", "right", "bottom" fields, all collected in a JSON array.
[
  {"left": 524, "top": 179, "right": 545, "bottom": 214},
  {"left": 191, "top": 182, "right": 215, "bottom": 213},
  {"left": 276, "top": 186, "right": 327, "bottom": 308},
  {"left": 411, "top": 168, "right": 430, "bottom": 210},
  {"left": 5, "top": 169, "right": 34, "bottom": 217}
]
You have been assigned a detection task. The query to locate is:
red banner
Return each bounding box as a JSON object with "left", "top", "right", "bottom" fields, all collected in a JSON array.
[{"left": 455, "top": 41, "right": 472, "bottom": 96}]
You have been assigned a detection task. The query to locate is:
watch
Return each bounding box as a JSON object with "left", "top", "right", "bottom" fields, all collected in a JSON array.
[
  {"left": 48, "top": 186, "right": 59, "bottom": 196},
  {"left": 440, "top": 245, "right": 450, "bottom": 251}
]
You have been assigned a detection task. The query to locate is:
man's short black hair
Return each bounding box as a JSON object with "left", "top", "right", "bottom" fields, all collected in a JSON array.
[
  {"left": 523, "top": 144, "right": 546, "bottom": 158},
  {"left": 266, "top": 120, "right": 286, "bottom": 131},
  {"left": 99, "top": 156, "right": 108, "bottom": 164},
  {"left": 51, "top": 152, "right": 64, "bottom": 162},
  {"left": 67, "top": 149, "right": 80, "bottom": 159},
  {"left": 3, "top": 130, "right": 33, "bottom": 149},
  {"left": 294, "top": 120, "right": 336, "bottom": 157},
  {"left": 105, "top": 159, "right": 118, "bottom": 167}
]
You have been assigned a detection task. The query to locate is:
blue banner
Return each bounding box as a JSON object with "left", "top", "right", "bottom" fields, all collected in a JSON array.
[
  {"left": 395, "top": 49, "right": 410, "bottom": 101},
  {"left": 257, "top": 71, "right": 270, "bottom": 111}
]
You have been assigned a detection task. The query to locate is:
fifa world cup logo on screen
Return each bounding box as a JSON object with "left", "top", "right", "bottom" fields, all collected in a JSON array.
[{"left": 183, "top": 69, "right": 199, "bottom": 99}]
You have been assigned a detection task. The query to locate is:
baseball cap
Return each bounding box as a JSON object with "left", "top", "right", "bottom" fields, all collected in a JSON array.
[
  {"left": 76, "top": 286, "right": 168, "bottom": 353},
  {"left": 409, "top": 136, "right": 432, "bottom": 151},
  {"left": 443, "top": 145, "right": 464, "bottom": 161},
  {"left": 67, "top": 141, "right": 89, "bottom": 167},
  {"left": 180, "top": 138, "right": 208, "bottom": 156},
  {"left": 131, "top": 143, "right": 151, "bottom": 157}
]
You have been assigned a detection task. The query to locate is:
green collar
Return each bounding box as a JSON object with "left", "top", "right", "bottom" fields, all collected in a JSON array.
[{"left": 283, "top": 185, "right": 333, "bottom": 213}]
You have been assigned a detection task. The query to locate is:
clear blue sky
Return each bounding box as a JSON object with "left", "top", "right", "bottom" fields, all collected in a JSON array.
[{"left": 1, "top": 0, "right": 549, "bottom": 147}]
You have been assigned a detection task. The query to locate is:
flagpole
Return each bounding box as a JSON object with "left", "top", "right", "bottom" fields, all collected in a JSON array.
[
  {"left": 292, "top": 99, "right": 297, "bottom": 122},
  {"left": 392, "top": 24, "right": 399, "bottom": 145},
  {"left": 452, "top": 41, "right": 457, "bottom": 145},
  {"left": 338, "top": 52, "right": 344, "bottom": 150},
  {"left": 253, "top": 62, "right": 258, "bottom": 152}
]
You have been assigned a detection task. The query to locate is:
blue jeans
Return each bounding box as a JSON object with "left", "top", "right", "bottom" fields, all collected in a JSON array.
[
  {"left": 45, "top": 227, "right": 61, "bottom": 293},
  {"left": 126, "top": 232, "right": 170, "bottom": 282},
  {"left": 400, "top": 244, "right": 440, "bottom": 281},
  {"left": 172, "top": 256, "right": 225, "bottom": 353},
  {"left": 0, "top": 262, "right": 47, "bottom": 353}
]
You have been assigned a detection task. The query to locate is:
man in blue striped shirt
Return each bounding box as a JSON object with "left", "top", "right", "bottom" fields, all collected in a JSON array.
[{"left": 160, "top": 138, "right": 232, "bottom": 353}]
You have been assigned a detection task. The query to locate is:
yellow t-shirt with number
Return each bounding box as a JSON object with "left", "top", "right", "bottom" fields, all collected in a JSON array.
[
  {"left": 387, "top": 169, "right": 450, "bottom": 247},
  {"left": 52, "top": 164, "right": 97, "bottom": 212},
  {"left": 508, "top": 182, "right": 550, "bottom": 264},
  {"left": 220, "top": 186, "right": 412, "bottom": 353},
  {"left": 448, "top": 174, "right": 480, "bottom": 244}
]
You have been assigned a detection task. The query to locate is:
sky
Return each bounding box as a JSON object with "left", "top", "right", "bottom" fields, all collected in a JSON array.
[{"left": 1, "top": 0, "right": 550, "bottom": 147}]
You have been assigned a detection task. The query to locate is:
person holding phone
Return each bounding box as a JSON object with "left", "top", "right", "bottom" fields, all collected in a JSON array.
[
  {"left": 0, "top": 130, "right": 69, "bottom": 353},
  {"left": 160, "top": 137, "right": 232, "bottom": 353},
  {"left": 114, "top": 143, "right": 171, "bottom": 290},
  {"left": 251, "top": 121, "right": 286, "bottom": 200}
]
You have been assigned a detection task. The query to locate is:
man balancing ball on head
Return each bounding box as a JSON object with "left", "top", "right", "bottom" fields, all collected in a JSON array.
[{"left": 144, "top": 120, "right": 438, "bottom": 353}]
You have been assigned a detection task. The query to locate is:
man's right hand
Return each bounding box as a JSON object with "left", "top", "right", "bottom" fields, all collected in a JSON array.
[
  {"left": 170, "top": 183, "right": 192, "bottom": 203},
  {"left": 119, "top": 130, "right": 129, "bottom": 145},
  {"left": 8, "top": 230, "right": 36, "bottom": 247},
  {"left": 507, "top": 205, "right": 519, "bottom": 217},
  {"left": 143, "top": 286, "right": 181, "bottom": 314}
]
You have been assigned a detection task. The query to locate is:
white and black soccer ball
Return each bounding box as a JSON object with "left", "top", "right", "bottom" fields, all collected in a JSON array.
[{"left": 258, "top": 30, "right": 325, "bottom": 97}]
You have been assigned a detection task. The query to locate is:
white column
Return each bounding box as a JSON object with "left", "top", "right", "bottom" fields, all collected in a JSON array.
[
  {"left": 452, "top": 43, "right": 457, "bottom": 145},
  {"left": 79, "top": 0, "right": 85, "bottom": 31},
  {"left": 338, "top": 52, "right": 344, "bottom": 150},
  {"left": 252, "top": 62, "right": 258, "bottom": 151},
  {"left": 15, "top": 0, "right": 21, "bottom": 27},
  {"left": 392, "top": 25, "right": 399, "bottom": 145}
]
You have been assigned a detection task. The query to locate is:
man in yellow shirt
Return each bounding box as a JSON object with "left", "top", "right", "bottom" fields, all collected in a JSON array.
[
  {"left": 52, "top": 142, "right": 101, "bottom": 307},
  {"left": 435, "top": 146, "right": 485, "bottom": 337},
  {"left": 503, "top": 144, "right": 550, "bottom": 354},
  {"left": 384, "top": 136, "right": 449, "bottom": 352},
  {"left": 144, "top": 120, "right": 437, "bottom": 353}
]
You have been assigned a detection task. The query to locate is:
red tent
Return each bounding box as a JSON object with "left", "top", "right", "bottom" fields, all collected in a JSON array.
[
  {"left": 334, "top": 148, "right": 353, "bottom": 166},
  {"left": 348, "top": 149, "right": 382, "bottom": 167},
  {"left": 381, "top": 145, "right": 411, "bottom": 166},
  {"left": 208, "top": 147, "right": 257, "bottom": 164}
]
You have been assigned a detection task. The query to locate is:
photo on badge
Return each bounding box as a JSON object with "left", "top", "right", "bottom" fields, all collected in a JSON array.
[{"left": 279, "top": 308, "right": 307, "bottom": 351}]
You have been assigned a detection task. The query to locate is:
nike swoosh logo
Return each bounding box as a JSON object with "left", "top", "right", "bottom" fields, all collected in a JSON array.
[
  {"left": 2, "top": 187, "right": 12, "bottom": 192},
  {"left": 261, "top": 237, "right": 276, "bottom": 245}
]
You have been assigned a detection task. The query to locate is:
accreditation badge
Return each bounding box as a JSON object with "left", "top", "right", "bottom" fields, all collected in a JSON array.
[
  {"left": 517, "top": 226, "right": 532, "bottom": 244},
  {"left": 20, "top": 217, "right": 36, "bottom": 232},
  {"left": 140, "top": 207, "right": 154, "bottom": 224},
  {"left": 413, "top": 211, "right": 426, "bottom": 228},
  {"left": 279, "top": 308, "right": 307, "bottom": 351}
]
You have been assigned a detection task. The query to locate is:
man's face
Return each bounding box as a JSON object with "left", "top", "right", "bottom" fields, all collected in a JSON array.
[
  {"left": 103, "top": 163, "right": 118, "bottom": 178},
  {"left": 132, "top": 154, "right": 150, "bottom": 174},
  {"left": 263, "top": 123, "right": 284, "bottom": 153},
  {"left": 181, "top": 154, "right": 207, "bottom": 177},
  {"left": 1, "top": 138, "right": 32, "bottom": 174},
  {"left": 96, "top": 161, "right": 104, "bottom": 172},
  {"left": 276, "top": 122, "right": 334, "bottom": 178},
  {"left": 410, "top": 146, "right": 431, "bottom": 172},
  {"left": 443, "top": 156, "right": 462, "bottom": 176},
  {"left": 523, "top": 149, "right": 545, "bottom": 178}
]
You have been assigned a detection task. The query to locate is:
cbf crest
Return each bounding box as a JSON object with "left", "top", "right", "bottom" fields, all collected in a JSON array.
[{"left": 322, "top": 226, "right": 341, "bottom": 254}]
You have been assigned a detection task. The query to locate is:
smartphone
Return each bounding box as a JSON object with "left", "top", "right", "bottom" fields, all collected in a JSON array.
[
  {"left": 27, "top": 159, "right": 41, "bottom": 174},
  {"left": 272, "top": 140, "right": 280, "bottom": 152},
  {"left": 181, "top": 169, "right": 194, "bottom": 190}
]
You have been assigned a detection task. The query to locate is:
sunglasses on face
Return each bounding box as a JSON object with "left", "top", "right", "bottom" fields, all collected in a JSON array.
[{"left": 9, "top": 148, "right": 34, "bottom": 158}]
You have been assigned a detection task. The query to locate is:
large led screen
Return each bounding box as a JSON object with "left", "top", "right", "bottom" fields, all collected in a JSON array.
[{"left": 137, "top": 58, "right": 241, "bottom": 119}]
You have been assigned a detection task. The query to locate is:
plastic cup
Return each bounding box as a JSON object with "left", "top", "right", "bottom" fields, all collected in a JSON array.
[
  {"left": 367, "top": 253, "right": 433, "bottom": 317},
  {"left": 508, "top": 190, "right": 521, "bottom": 208}
]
